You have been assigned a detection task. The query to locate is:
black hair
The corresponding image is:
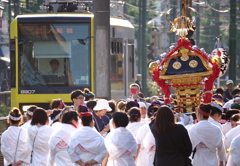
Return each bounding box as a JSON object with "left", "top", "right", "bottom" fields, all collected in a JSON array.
[
  {"left": 210, "top": 106, "right": 222, "bottom": 116},
  {"left": 50, "top": 109, "right": 62, "bottom": 124},
  {"left": 78, "top": 105, "right": 89, "bottom": 113},
  {"left": 125, "top": 100, "right": 139, "bottom": 113},
  {"left": 83, "top": 88, "right": 95, "bottom": 101},
  {"left": 138, "top": 92, "right": 145, "bottom": 98},
  {"left": 199, "top": 104, "right": 211, "bottom": 119},
  {"left": 154, "top": 106, "right": 174, "bottom": 134},
  {"left": 26, "top": 105, "right": 37, "bottom": 119},
  {"left": 108, "top": 100, "right": 116, "bottom": 114},
  {"left": 8, "top": 107, "right": 23, "bottom": 125},
  {"left": 81, "top": 115, "right": 93, "bottom": 126},
  {"left": 50, "top": 99, "right": 65, "bottom": 109},
  {"left": 128, "top": 107, "right": 141, "bottom": 122},
  {"left": 49, "top": 59, "right": 59, "bottom": 66},
  {"left": 230, "top": 113, "right": 240, "bottom": 122},
  {"left": 226, "top": 110, "right": 239, "bottom": 120},
  {"left": 232, "top": 88, "right": 240, "bottom": 96},
  {"left": 86, "top": 100, "right": 97, "bottom": 110},
  {"left": 70, "top": 89, "right": 85, "bottom": 102},
  {"left": 215, "top": 88, "right": 224, "bottom": 96},
  {"left": 61, "top": 111, "right": 78, "bottom": 124},
  {"left": 112, "top": 112, "right": 129, "bottom": 127},
  {"left": 31, "top": 108, "right": 48, "bottom": 125},
  {"left": 148, "top": 105, "right": 160, "bottom": 119}
]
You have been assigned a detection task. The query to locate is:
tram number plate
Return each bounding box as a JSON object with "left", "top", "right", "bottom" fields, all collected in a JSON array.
[{"left": 20, "top": 90, "right": 35, "bottom": 94}]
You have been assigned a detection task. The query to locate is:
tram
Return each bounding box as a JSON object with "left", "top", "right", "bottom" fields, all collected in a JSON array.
[{"left": 10, "top": 4, "right": 135, "bottom": 109}]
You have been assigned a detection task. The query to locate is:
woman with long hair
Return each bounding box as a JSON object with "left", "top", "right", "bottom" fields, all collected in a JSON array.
[
  {"left": 28, "top": 108, "right": 54, "bottom": 166},
  {"left": 150, "top": 106, "right": 192, "bottom": 166},
  {"left": 68, "top": 112, "right": 106, "bottom": 166},
  {"left": 188, "top": 104, "right": 226, "bottom": 166},
  {"left": 1, "top": 107, "right": 31, "bottom": 166},
  {"left": 49, "top": 111, "right": 79, "bottom": 166},
  {"left": 103, "top": 112, "right": 137, "bottom": 166}
]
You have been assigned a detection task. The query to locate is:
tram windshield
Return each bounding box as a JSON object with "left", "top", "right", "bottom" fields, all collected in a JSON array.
[{"left": 18, "top": 23, "right": 91, "bottom": 91}]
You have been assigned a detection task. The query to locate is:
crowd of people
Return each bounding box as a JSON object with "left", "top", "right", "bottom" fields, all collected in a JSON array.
[{"left": 1, "top": 80, "right": 240, "bottom": 166}]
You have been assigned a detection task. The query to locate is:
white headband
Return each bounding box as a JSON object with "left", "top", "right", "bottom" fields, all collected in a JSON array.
[
  {"left": 9, "top": 114, "right": 22, "bottom": 121},
  {"left": 234, "top": 97, "right": 240, "bottom": 101},
  {"left": 27, "top": 110, "right": 33, "bottom": 116},
  {"left": 211, "top": 102, "right": 223, "bottom": 112},
  {"left": 51, "top": 111, "right": 62, "bottom": 123}
]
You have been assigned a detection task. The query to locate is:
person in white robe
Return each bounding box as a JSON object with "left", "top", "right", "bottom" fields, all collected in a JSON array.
[
  {"left": 135, "top": 123, "right": 150, "bottom": 166},
  {"left": 21, "top": 105, "right": 37, "bottom": 130},
  {"left": 138, "top": 102, "right": 149, "bottom": 123},
  {"left": 222, "top": 112, "right": 240, "bottom": 136},
  {"left": 224, "top": 123, "right": 240, "bottom": 150},
  {"left": 103, "top": 112, "right": 137, "bottom": 166},
  {"left": 68, "top": 112, "right": 106, "bottom": 166},
  {"left": 50, "top": 109, "right": 63, "bottom": 131},
  {"left": 140, "top": 129, "right": 155, "bottom": 166},
  {"left": 208, "top": 102, "right": 223, "bottom": 130},
  {"left": 188, "top": 104, "right": 226, "bottom": 166},
  {"left": 226, "top": 134, "right": 240, "bottom": 166},
  {"left": 28, "top": 108, "right": 54, "bottom": 166},
  {"left": 48, "top": 111, "right": 79, "bottom": 166},
  {"left": 1, "top": 108, "right": 31, "bottom": 166},
  {"left": 126, "top": 107, "right": 145, "bottom": 137}
]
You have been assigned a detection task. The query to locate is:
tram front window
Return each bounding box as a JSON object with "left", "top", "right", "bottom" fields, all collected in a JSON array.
[{"left": 18, "top": 23, "right": 90, "bottom": 93}]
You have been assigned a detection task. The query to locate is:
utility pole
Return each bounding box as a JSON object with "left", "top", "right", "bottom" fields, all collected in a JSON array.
[
  {"left": 196, "top": 0, "right": 200, "bottom": 46},
  {"left": 229, "top": 0, "right": 237, "bottom": 83},
  {"left": 138, "top": 0, "right": 142, "bottom": 74},
  {"left": 141, "top": 0, "right": 147, "bottom": 95},
  {"left": 93, "top": 0, "right": 111, "bottom": 99},
  {"left": 169, "top": 0, "right": 176, "bottom": 45}
]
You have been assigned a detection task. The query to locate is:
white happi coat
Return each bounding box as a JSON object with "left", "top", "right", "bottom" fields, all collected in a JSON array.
[
  {"left": 188, "top": 120, "right": 226, "bottom": 166},
  {"left": 208, "top": 116, "right": 223, "bottom": 130},
  {"left": 21, "top": 120, "right": 31, "bottom": 130},
  {"left": 136, "top": 124, "right": 150, "bottom": 166},
  {"left": 126, "top": 122, "right": 145, "bottom": 138},
  {"left": 224, "top": 125, "right": 240, "bottom": 150},
  {"left": 105, "top": 127, "right": 137, "bottom": 166},
  {"left": 68, "top": 126, "right": 106, "bottom": 166},
  {"left": 1, "top": 126, "right": 31, "bottom": 166},
  {"left": 222, "top": 121, "right": 232, "bottom": 136},
  {"left": 48, "top": 124, "right": 78, "bottom": 166},
  {"left": 51, "top": 122, "right": 62, "bottom": 131},
  {"left": 28, "top": 125, "right": 54, "bottom": 166},
  {"left": 227, "top": 134, "right": 240, "bottom": 166},
  {"left": 141, "top": 130, "right": 155, "bottom": 166}
]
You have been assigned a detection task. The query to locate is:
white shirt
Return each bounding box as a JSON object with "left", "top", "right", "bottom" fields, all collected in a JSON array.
[
  {"left": 51, "top": 122, "right": 62, "bottom": 132},
  {"left": 68, "top": 126, "right": 106, "bottom": 166},
  {"left": 48, "top": 124, "right": 78, "bottom": 166},
  {"left": 126, "top": 122, "right": 145, "bottom": 138},
  {"left": 21, "top": 120, "right": 31, "bottom": 130},
  {"left": 1, "top": 126, "right": 31, "bottom": 166},
  {"left": 222, "top": 121, "right": 232, "bottom": 136},
  {"left": 136, "top": 124, "right": 150, "bottom": 166},
  {"left": 223, "top": 99, "right": 234, "bottom": 110},
  {"left": 208, "top": 116, "right": 223, "bottom": 130},
  {"left": 224, "top": 125, "right": 240, "bottom": 150},
  {"left": 188, "top": 120, "right": 226, "bottom": 166},
  {"left": 140, "top": 130, "right": 155, "bottom": 166},
  {"left": 105, "top": 127, "right": 137, "bottom": 166},
  {"left": 227, "top": 134, "right": 240, "bottom": 166},
  {"left": 28, "top": 125, "right": 54, "bottom": 166}
]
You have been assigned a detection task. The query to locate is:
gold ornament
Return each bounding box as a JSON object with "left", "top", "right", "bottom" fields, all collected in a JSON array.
[
  {"left": 172, "top": 61, "right": 182, "bottom": 70},
  {"left": 148, "top": 61, "right": 158, "bottom": 74},
  {"left": 189, "top": 60, "right": 198, "bottom": 68},
  {"left": 211, "top": 56, "right": 222, "bottom": 67},
  {"left": 180, "top": 55, "right": 189, "bottom": 61}
]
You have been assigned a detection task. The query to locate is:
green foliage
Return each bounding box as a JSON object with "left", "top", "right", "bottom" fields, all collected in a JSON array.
[
  {"left": 0, "top": 104, "right": 10, "bottom": 117},
  {"left": 147, "top": 79, "right": 159, "bottom": 97}
]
